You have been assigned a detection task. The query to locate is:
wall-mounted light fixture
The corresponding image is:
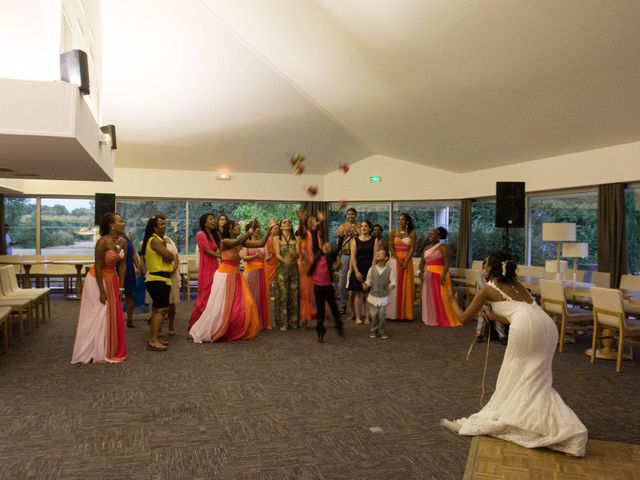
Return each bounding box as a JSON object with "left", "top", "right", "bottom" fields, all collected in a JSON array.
[{"left": 215, "top": 173, "right": 232, "bottom": 180}]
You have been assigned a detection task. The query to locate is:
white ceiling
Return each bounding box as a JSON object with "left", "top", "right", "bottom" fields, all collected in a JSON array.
[{"left": 101, "top": 0, "right": 640, "bottom": 175}]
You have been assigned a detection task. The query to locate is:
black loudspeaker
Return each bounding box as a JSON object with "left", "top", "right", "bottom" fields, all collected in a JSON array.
[
  {"left": 100, "top": 125, "right": 117, "bottom": 149},
  {"left": 60, "top": 50, "right": 90, "bottom": 95},
  {"left": 496, "top": 182, "right": 525, "bottom": 228},
  {"left": 94, "top": 193, "right": 116, "bottom": 225}
]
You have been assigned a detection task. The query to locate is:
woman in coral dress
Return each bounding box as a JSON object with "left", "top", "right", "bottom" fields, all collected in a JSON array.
[
  {"left": 442, "top": 251, "right": 587, "bottom": 457},
  {"left": 241, "top": 223, "right": 271, "bottom": 330},
  {"left": 387, "top": 213, "right": 416, "bottom": 321},
  {"left": 188, "top": 213, "right": 222, "bottom": 329},
  {"left": 297, "top": 211, "right": 321, "bottom": 328},
  {"left": 419, "top": 227, "right": 461, "bottom": 327},
  {"left": 71, "top": 213, "right": 128, "bottom": 364},
  {"left": 189, "top": 219, "right": 275, "bottom": 343}
]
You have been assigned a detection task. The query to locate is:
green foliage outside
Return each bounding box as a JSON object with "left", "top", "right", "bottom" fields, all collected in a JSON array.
[
  {"left": 471, "top": 202, "right": 525, "bottom": 264},
  {"left": 625, "top": 190, "right": 640, "bottom": 274}
]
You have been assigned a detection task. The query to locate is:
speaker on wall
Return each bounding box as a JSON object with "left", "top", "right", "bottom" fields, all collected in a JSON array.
[
  {"left": 94, "top": 193, "right": 116, "bottom": 225},
  {"left": 60, "top": 49, "right": 90, "bottom": 95},
  {"left": 496, "top": 182, "right": 525, "bottom": 228},
  {"left": 100, "top": 125, "right": 117, "bottom": 149}
]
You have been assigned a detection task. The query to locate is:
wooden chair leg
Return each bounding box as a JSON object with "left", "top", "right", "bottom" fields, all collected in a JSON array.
[
  {"left": 591, "top": 319, "right": 598, "bottom": 364},
  {"left": 616, "top": 330, "right": 624, "bottom": 373},
  {"left": 559, "top": 314, "right": 566, "bottom": 353}
]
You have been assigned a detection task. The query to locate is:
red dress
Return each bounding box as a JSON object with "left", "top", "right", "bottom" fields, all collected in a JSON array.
[{"left": 188, "top": 231, "right": 219, "bottom": 328}]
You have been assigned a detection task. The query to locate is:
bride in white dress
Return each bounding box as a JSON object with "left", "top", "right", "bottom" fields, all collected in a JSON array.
[{"left": 442, "top": 252, "right": 588, "bottom": 457}]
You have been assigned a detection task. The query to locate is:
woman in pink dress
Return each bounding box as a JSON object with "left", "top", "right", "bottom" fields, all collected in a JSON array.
[
  {"left": 241, "top": 222, "right": 271, "bottom": 330},
  {"left": 419, "top": 227, "right": 461, "bottom": 327},
  {"left": 188, "top": 213, "right": 223, "bottom": 329},
  {"left": 189, "top": 219, "right": 275, "bottom": 343},
  {"left": 387, "top": 213, "right": 416, "bottom": 321},
  {"left": 71, "top": 213, "right": 128, "bottom": 364}
]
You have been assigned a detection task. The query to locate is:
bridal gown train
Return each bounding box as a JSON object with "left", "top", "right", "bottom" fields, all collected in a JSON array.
[{"left": 443, "top": 281, "right": 588, "bottom": 457}]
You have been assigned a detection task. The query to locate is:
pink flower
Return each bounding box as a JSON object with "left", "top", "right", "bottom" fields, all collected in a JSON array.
[
  {"left": 339, "top": 162, "right": 350, "bottom": 174},
  {"left": 307, "top": 185, "right": 318, "bottom": 197}
]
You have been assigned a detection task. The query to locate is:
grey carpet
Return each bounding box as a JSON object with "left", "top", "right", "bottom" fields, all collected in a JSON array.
[{"left": 0, "top": 297, "right": 639, "bottom": 479}]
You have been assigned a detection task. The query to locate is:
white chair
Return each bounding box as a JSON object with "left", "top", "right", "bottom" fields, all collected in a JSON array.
[
  {"left": 0, "top": 266, "right": 50, "bottom": 323},
  {"left": 470, "top": 260, "right": 484, "bottom": 271},
  {"left": 619, "top": 274, "right": 640, "bottom": 316},
  {"left": 539, "top": 279, "right": 592, "bottom": 352},
  {"left": 590, "top": 271, "right": 610, "bottom": 288},
  {"left": 590, "top": 287, "right": 640, "bottom": 373}
]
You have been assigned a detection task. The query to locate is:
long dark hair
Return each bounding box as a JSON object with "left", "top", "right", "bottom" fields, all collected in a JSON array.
[
  {"left": 278, "top": 218, "right": 294, "bottom": 242},
  {"left": 199, "top": 213, "right": 214, "bottom": 241},
  {"left": 213, "top": 213, "right": 227, "bottom": 246},
  {"left": 141, "top": 214, "right": 166, "bottom": 255},
  {"left": 222, "top": 219, "right": 237, "bottom": 240},
  {"left": 98, "top": 212, "right": 117, "bottom": 237},
  {"left": 486, "top": 250, "right": 518, "bottom": 284},
  {"left": 399, "top": 213, "right": 415, "bottom": 233}
]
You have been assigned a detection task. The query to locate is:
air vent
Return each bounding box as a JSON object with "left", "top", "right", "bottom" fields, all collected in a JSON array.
[
  {"left": 12, "top": 173, "right": 41, "bottom": 177},
  {"left": 0, "top": 167, "right": 16, "bottom": 173}
]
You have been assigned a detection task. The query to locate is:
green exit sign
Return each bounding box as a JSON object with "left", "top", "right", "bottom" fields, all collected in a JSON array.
[{"left": 369, "top": 175, "right": 382, "bottom": 183}]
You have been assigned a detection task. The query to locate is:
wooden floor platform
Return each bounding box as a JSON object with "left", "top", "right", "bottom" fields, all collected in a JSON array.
[{"left": 464, "top": 436, "right": 640, "bottom": 479}]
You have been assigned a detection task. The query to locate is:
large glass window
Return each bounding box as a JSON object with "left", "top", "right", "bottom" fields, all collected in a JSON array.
[
  {"left": 4, "top": 197, "right": 36, "bottom": 255},
  {"left": 471, "top": 200, "right": 526, "bottom": 264},
  {"left": 625, "top": 186, "right": 640, "bottom": 275},
  {"left": 186, "top": 201, "right": 301, "bottom": 254},
  {"left": 40, "top": 198, "right": 95, "bottom": 256},
  {"left": 528, "top": 191, "right": 597, "bottom": 269},
  {"left": 392, "top": 201, "right": 460, "bottom": 261},
  {"left": 327, "top": 202, "right": 390, "bottom": 243},
  {"left": 117, "top": 200, "right": 187, "bottom": 254}
]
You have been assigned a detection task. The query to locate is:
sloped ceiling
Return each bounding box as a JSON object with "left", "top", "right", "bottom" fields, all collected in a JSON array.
[{"left": 102, "top": 0, "right": 640, "bottom": 174}]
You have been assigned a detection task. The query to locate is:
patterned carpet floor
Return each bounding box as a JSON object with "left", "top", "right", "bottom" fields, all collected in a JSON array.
[{"left": 1, "top": 297, "right": 639, "bottom": 479}]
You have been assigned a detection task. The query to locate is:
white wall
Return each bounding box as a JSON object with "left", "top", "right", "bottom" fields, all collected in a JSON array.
[
  {"left": 0, "top": 0, "right": 62, "bottom": 81},
  {"left": 13, "top": 141, "right": 640, "bottom": 201}
]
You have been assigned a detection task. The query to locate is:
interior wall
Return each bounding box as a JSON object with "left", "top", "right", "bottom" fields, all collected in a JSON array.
[{"left": 13, "top": 141, "right": 640, "bottom": 201}]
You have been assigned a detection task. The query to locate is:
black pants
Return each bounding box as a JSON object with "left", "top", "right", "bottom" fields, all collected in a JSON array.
[{"left": 314, "top": 284, "right": 342, "bottom": 336}]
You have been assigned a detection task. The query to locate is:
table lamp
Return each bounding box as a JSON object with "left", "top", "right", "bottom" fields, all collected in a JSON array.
[
  {"left": 542, "top": 223, "right": 576, "bottom": 278},
  {"left": 562, "top": 242, "right": 589, "bottom": 283}
]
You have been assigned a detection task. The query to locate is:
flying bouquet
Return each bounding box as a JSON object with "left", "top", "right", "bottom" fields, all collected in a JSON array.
[
  {"left": 290, "top": 153, "right": 306, "bottom": 175},
  {"left": 306, "top": 185, "right": 319, "bottom": 197},
  {"left": 338, "top": 162, "right": 349, "bottom": 174}
]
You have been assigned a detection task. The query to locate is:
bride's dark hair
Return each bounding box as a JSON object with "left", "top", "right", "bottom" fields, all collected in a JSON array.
[{"left": 485, "top": 250, "right": 518, "bottom": 284}]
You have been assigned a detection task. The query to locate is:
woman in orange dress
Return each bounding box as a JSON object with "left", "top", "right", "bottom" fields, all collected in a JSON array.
[
  {"left": 419, "top": 227, "right": 462, "bottom": 327},
  {"left": 297, "top": 211, "right": 321, "bottom": 328},
  {"left": 387, "top": 213, "right": 416, "bottom": 321},
  {"left": 241, "top": 222, "right": 271, "bottom": 330},
  {"left": 189, "top": 219, "right": 275, "bottom": 343},
  {"left": 264, "top": 223, "right": 278, "bottom": 291}
]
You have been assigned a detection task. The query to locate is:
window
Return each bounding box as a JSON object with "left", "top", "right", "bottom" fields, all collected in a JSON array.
[
  {"left": 392, "top": 201, "right": 460, "bottom": 261},
  {"left": 625, "top": 186, "right": 640, "bottom": 274},
  {"left": 186, "top": 201, "right": 301, "bottom": 254},
  {"left": 327, "top": 202, "right": 390, "bottom": 243},
  {"left": 4, "top": 197, "right": 36, "bottom": 255},
  {"left": 471, "top": 200, "right": 525, "bottom": 264},
  {"left": 40, "top": 198, "right": 95, "bottom": 256},
  {"left": 528, "top": 191, "right": 597, "bottom": 270},
  {"left": 117, "top": 200, "right": 187, "bottom": 254}
]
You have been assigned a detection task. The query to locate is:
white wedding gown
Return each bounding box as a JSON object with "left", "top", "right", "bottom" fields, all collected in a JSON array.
[{"left": 442, "top": 281, "right": 588, "bottom": 457}]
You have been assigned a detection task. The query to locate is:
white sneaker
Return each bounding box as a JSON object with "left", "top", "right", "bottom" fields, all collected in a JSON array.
[
  {"left": 380, "top": 334, "right": 389, "bottom": 339},
  {"left": 369, "top": 333, "right": 376, "bottom": 339}
]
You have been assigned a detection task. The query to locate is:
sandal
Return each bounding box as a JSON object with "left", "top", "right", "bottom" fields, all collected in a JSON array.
[{"left": 146, "top": 343, "right": 167, "bottom": 352}]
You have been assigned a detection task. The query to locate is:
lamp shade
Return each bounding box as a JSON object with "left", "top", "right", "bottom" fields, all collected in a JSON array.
[
  {"left": 562, "top": 242, "right": 588, "bottom": 258},
  {"left": 542, "top": 223, "right": 576, "bottom": 242},
  {"left": 545, "top": 260, "right": 568, "bottom": 273}
]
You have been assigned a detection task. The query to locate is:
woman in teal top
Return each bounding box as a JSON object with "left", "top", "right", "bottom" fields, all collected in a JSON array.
[{"left": 141, "top": 214, "right": 174, "bottom": 351}]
